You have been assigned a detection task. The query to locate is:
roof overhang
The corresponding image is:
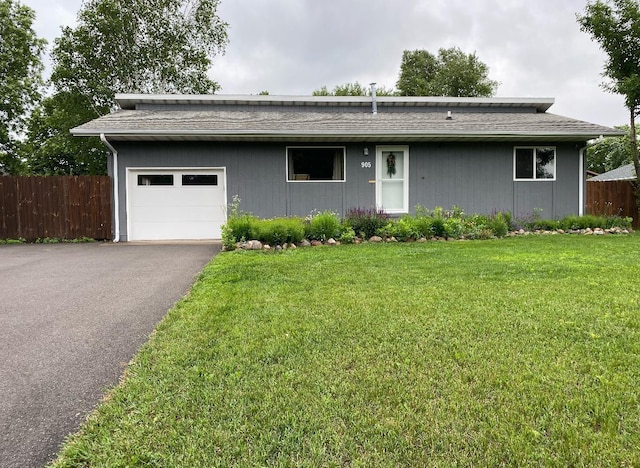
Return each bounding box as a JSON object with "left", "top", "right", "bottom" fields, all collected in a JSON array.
[
  {"left": 115, "top": 93, "right": 556, "bottom": 113},
  {"left": 72, "top": 129, "right": 614, "bottom": 143}
]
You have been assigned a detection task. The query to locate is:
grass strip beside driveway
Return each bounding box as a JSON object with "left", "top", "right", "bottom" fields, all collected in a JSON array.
[{"left": 52, "top": 235, "right": 640, "bottom": 466}]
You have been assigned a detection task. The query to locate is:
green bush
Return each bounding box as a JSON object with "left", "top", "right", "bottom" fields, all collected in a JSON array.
[
  {"left": 344, "top": 207, "right": 389, "bottom": 239},
  {"left": 489, "top": 213, "right": 509, "bottom": 238},
  {"left": 431, "top": 218, "right": 446, "bottom": 237},
  {"left": 390, "top": 216, "right": 421, "bottom": 241},
  {"left": 338, "top": 226, "right": 356, "bottom": 244},
  {"left": 252, "top": 218, "right": 305, "bottom": 245},
  {"left": 444, "top": 217, "right": 465, "bottom": 238},
  {"left": 226, "top": 214, "right": 257, "bottom": 241},
  {"left": 412, "top": 216, "right": 433, "bottom": 239},
  {"left": 306, "top": 211, "right": 341, "bottom": 241}
]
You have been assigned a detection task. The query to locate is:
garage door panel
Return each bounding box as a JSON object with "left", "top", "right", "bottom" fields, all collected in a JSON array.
[
  {"left": 128, "top": 169, "right": 226, "bottom": 240},
  {"left": 132, "top": 206, "right": 225, "bottom": 223},
  {"left": 133, "top": 221, "right": 222, "bottom": 240}
]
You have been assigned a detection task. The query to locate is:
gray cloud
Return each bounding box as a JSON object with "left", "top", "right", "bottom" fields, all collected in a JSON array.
[{"left": 21, "top": 0, "right": 628, "bottom": 127}]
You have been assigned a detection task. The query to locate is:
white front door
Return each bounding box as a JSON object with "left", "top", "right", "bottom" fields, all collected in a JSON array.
[
  {"left": 127, "top": 168, "right": 226, "bottom": 240},
  {"left": 376, "top": 146, "right": 409, "bottom": 213}
]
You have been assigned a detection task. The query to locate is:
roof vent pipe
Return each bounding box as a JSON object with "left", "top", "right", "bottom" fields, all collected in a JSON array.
[{"left": 370, "top": 82, "right": 377, "bottom": 115}]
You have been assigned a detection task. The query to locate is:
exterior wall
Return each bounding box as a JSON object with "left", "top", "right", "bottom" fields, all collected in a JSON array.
[{"left": 110, "top": 141, "right": 583, "bottom": 240}]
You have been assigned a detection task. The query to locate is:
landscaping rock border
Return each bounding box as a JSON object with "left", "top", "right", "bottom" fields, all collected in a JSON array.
[{"left": 229, "top": 226, "right": 633, "bottom": 252}]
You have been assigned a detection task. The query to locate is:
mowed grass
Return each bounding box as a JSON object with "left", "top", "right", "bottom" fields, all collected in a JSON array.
[{"left": 52, "top": 235, "right": 640, "bottom": 467}]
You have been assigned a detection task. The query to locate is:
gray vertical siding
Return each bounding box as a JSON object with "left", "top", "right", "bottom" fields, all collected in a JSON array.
[{"left": 109, "top": 140, "right": 584, "bottom": 240}]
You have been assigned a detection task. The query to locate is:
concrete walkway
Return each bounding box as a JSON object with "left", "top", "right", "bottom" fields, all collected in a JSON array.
[{"left": 0, "top": 242, "right": 219, "bottom": 467}]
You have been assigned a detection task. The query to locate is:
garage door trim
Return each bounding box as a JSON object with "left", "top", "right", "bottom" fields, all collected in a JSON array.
[{"left": 126, "top": 167, "right": 227, "bottom": 241}]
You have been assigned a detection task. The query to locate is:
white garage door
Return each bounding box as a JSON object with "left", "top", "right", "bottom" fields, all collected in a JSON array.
[{"left": 127, "top": 168, "right": 226, "bottom": 241}]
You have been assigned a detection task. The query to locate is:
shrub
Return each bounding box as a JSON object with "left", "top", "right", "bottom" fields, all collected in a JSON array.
[
  {"left": 431, "top": 217, "right": 446, "bottom": 237},
  {"left": 391, "top": 216, "right": 420, "bottom": 241},
  {"left": 489, "top": 213, "right": 509, "bottom": 238},
  {"left": 306, "top": 211, "right": 341, "bottom": 241},
  {"left": 444, "top": 217, "right": 465, "bottom": 238},
  {"left": 344, "top": 207, "right": 390, "bottom": 239},
  {"left": 338, "top": 226, "right": 356, "bottom": 244},
  {"left": 226, "top": 214, "right": 258, "bottom": 241},
  {"left": 221, "top": 224, "right": 237, "bottom": 250},
  {"left": 254, "top": 218, "right": 305, "bottom": 245},
  {"left": 412, "top": 216, "right": 433, "bottom": 239}
]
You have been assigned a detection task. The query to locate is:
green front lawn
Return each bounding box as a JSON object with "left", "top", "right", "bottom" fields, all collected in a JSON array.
[{"left": 53, "top": 235, "right": 640, "bottom": 466}]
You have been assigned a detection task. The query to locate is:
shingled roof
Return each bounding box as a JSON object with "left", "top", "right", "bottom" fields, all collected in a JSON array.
[
  {"left": 71, "top": 94, "right": 623, "bottom": 142},
  {"left": 589, "top": 163, "right": 636, "bottom": 181}
]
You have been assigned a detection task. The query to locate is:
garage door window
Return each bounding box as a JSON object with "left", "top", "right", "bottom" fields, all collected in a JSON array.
[
  {"left": 138, "top": 174, "right": 174, "bottom": 186},
  {"left": 182, "top": 174, "right": 218, "bottom": 186}
]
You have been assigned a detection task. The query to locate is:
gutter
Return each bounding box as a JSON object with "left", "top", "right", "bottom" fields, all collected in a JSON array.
[
  {"left": 74, "top": 129, "right": 623, "bottom": 141},
  {"left": 100, "top": 134, "right": 120, "bottom": 242}
]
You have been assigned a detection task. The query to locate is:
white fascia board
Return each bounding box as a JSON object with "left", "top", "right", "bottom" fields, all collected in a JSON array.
[
  {"left": 114, "top": 93, "right": 556, "bottom": 112},
  {"left": 70, "top": 128, "right": 612, "bottom": 140}
]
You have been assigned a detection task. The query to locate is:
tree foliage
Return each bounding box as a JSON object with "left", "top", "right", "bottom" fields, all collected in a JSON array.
[
  {"left": 578, "top": 0, "right": 640, "bottom": 209},
  {"left": 0, "top": 0, "right": 45, "bottom": 174},
  {"left": 27, "top": 0, "right": 228, "bottom": 175},
  {"left": 396, "top": 47, "right": 498, "bottom": 97},
  {"left": 587, "top": 125, "right": 636, "bottom": 174},
  {"left": 312, "top": 82, "right": 396, "bottom": 96}
]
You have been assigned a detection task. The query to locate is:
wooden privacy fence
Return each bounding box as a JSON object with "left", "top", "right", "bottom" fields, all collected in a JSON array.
[
  {"left": 587, "top": 180, "right": 638, "bottom": 228},
  {"left": 0, "top": 176, "right": 112, "bottom": 240}
]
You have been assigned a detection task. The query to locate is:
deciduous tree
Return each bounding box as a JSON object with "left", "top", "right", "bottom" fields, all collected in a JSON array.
[
  {"left": 27, "top": 0, "right": 228, "bottom": 175},
  {"left": 0, "top": 0, "right": 45, "bottom": 174},
  {"left": 578, "top": 0, "right": 640, "bottom": 212},
  {"left": 587, "top": 125, "right": 636, "bottom": 174},
  {"left": 312, "top": 81, "right": 396, "bottom": 96},
  {"left": 396, "top": 47, "right": 498, "bottom": 97}
]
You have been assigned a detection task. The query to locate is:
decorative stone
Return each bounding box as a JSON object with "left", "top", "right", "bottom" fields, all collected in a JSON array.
[
  {"left": 369, "top": 236, "right": 383, "bottom": 243},
  {"left": 275, "top": 245, "right": 282, "bottom": 251},
  {"left": 518, "top": 229, "right": 525, "bottom": 235},
  {"left": 417, "top": 237, "right": 427, "bottom": 242},
  {"left": 247, "top": 240, "right": 263, "bottom": 250},
  {"left": 311, "top": 240, "right": 323, "bottom": 246},
  {"left": 557, "top": 229, "right": 565, "bottom": 234},
  {"left": 300, "top": 239, "right": 311, "bottom": 247},
  {"left": 289, "top": 243, "right": 297, "bottom": 250},
  {"left": 326, "top": 238, "right": 337, "bottom": 245},
  {"left": 263, "top": 244, "right": 271, "bottom": 251}
]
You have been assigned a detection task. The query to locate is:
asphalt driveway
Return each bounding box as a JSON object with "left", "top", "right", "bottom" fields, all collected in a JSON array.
[{"left": 0, "top": 242, "right": 219, "bottom": 468}]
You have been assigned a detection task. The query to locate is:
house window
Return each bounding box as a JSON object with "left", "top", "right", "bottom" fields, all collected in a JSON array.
[
  {"left": 137, "top": 174, "right": 174, "bottom": 186},
  {"left": 514, "top": 147, "right": 556, "bottom": 180},
  {"left": 287, "top": 147, "right": 345, "bottom": 181},
  {"left": 182, "top": 174, "right": 218, "bottom": 186}
]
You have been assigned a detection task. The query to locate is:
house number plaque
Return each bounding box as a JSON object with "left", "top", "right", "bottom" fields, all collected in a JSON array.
[{"left": 361, "top": 161, "right": 372, "bottom": 168}]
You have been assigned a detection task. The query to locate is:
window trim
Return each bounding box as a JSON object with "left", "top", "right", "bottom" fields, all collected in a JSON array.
[
  {"left": 286, "top": 146, "right": 347, "bottom": 183},
  {"left": 513, "top": 146, "right": 557, "bottom": 181}
]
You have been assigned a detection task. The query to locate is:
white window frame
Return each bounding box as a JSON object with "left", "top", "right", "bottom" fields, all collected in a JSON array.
[
  {"left": 286, "top": 146, "right": 346, "bottom": 183},
  {"left": 513, "top": 146, "right": 557, "bottom": 181}
]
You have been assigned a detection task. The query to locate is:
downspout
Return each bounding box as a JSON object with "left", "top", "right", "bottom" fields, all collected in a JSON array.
[
  {"left": 579, "top": 144, "right": 587, "bottom": 216},
  {"left": 100, "top": 134, "right": 120, "bottom": 242}
]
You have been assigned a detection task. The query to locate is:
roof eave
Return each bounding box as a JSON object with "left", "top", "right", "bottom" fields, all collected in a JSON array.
[
  {"left": 71, "top": 129, "right": 618, "bottom": 142},
  {"left": 114, "top": 93, "right": 556, "bottom": 112}
]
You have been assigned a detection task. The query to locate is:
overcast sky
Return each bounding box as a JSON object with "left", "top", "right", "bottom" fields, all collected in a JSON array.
[{"left": 21, "top": 0, "right": 628, "bottom": 128}]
